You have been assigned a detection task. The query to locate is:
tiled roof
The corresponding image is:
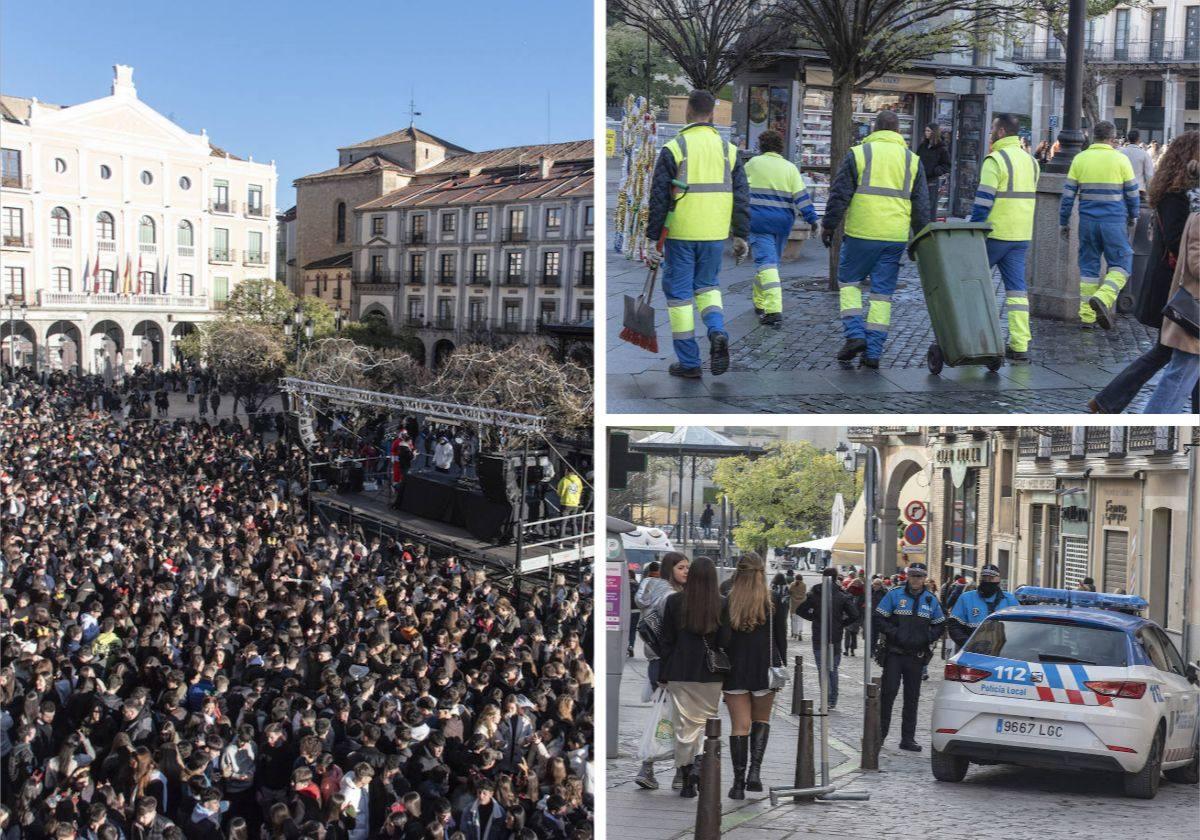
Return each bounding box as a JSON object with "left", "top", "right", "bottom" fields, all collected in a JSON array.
[
  {"left": 340, "top": 125, "right": 471, "bottom": 155},
  {"left": 303, "top": 252, "right": 353, "bottom": 270},
  {"left": 357, "top": 158, "right": 592, "bottom": 211},
  {"left": 209, "top": 142, "right": 243, "bottom": 161},
  {"left": 0, "top": 94, "right": 65, "bottom": 123},
  {"left": 419, "top": 140, "right": 592, "bottom": 177},
  {"left": 294, "top": 153, "right": 412, "bottom": 184}
]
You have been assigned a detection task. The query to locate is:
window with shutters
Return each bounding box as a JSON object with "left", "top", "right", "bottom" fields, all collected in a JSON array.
[{"left": 1102, "top": 530, "right": 1128, "bottom": 593}]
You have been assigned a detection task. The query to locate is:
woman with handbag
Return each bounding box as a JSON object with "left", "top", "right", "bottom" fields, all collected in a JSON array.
[
  {"left": 1143, "top": 209, "right": 1200, "bottom": 411},
  {"left": 717, "top": 554, "right": 789, "bottom": 800},
  {"left": 1091, "top": 132, "right": 1199, "bottom": 413},
  {"left": 656, "top": 556, "right": 726, "bottom": 799},
  {"left": 632, "top": 552, "right": 689, "bottom": 790}
]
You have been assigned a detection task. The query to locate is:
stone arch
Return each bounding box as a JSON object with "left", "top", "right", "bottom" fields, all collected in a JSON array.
[
  {"left": 880, "top": 457, "right": 927, "bottom": 578},
  {"left": 0, "top": 320, "right": 36, "bottom": 369},
  {"left": 171, "top": 322, "right": 198, "bottom": 366},
  {"left": 432, "top": 338, "right": 455, "bottom": 369},
  {"left": 132, "top": 320, "right": 165, "bottom": 368},
  {"left": 45, "top": 320, "right": 83, "bottom": 373},
  {"left": 360, "top": 304, "right": 391, "bottom": 326},
  {"left": 409, "top": 337, "right": 426, "bottom": 367},
  {"left": 89, "top": 320, "right": 124, "bottom": 378}
]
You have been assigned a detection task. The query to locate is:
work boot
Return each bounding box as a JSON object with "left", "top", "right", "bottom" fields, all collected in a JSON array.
[
  {"left": 679, "top": 764, "right": 697, "bottom": 798},
  {"left": 1089, "top": 296, "right": 1115, "bottom": 330},
  {"left": 760, "top": 312, "right": 782, "bottom": 330},
  {"left": 672, "top": 766, "right": 687, "bottom": 790},
  {"left": 728, "top": 735, "right": 748, "bottom": 800},
  {"left": 1005, "top": 347, "right": 1031, "bottom": 365},
  {"left": 745, "top": 721, "right": 770, "bottom": 792},
  {"left": 836, "top": 338, "right": 866, "bottom": 361},
  {"left": 754, "top": 306, "right": 764, "bottom": 316},
  {"left": 860, "top": 356, "right": 880, "bottom": 370},
  {"left": 668, "top": 362, "right": 702, "bottom": 379},
  {"left": 634, "top": 761, "right": 658, "bottom": 790},
  {"left": 709, "top": 332, "right": 730, "bottom": 376},
  {"left": 899, "top": 740, "right": 923, "bottom": 753}
]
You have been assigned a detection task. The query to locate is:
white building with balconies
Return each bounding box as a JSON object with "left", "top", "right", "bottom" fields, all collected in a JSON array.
[{"left": 0, "top": 65, "right": 277, "bottom": 374}]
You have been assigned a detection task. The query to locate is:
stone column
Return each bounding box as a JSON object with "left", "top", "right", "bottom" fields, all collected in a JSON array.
[
  {"left": 1163, "top": 72, "right": 1183, "bottom": 141},
  {"left": 1097, "top": 82, "right": 1113, "bottom": 123},
  {"left": 1027, "top": 172, "right": 1082, "bottom": 321}
]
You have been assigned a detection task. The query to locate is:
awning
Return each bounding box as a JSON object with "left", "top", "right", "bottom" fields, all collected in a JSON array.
[
  {"left": 789, "top": 535, "right": 836, "bottom": 551},
  {"left": 766, "top": 48, "right": 1029, "bottom": 80},
  {"left": 831, "top": 492, "right": 866, "bottom": 566}
]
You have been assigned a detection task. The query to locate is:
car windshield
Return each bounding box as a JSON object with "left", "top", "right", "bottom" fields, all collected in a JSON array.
[{"left": 964, "top": 618, "right": 1129, "bottom": 667}]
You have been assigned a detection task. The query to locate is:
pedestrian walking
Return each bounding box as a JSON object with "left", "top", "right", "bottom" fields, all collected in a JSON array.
[
  {"left": 1119, "top": 129, "right": 1155, "bottom": 196},
  {"left": 744, "top": 129, "right": 820, "bottom": 329},
  {"left": 947, "top": 564, "right": 1018, "bottom": 647},
  {"left": 796, "top": 567, "right": 860, "bottom": 710},
  {"left": 1143, "top": 210, "right": 1200, "bottom": 413},
  {"left": 186, "top": 374, "right": 197, "bottom": 403},
  {"left": 645, "top": 89, "right": 750, "bottom": 379},
  {"left": 198, "top": 389, "right": 208, "bottom": 418},
  {"left": 916, "top": 122, "right": 951, "bottom": 218},
  {"left": 843, "top": 577, "right": 865, "bottom": 656},
  {"left": 821, "top": 110, "right": 931, "bottom": 368},
  {"left": 873, "top": 562, "right": 945, "bottom": 752},
  {"left": 633, "top": 552, "right": 689, "bottom": 791},
  {"left": 700, "top": 502, "right": 714, "bottom": 539},
  {"left": 210, "top": 389, "right": 221, "bottom": 416},
  {"left": 1092, "top": 133, "right": 1200, "bottom": 414},
  {"left": 718, "top": 553, "right": 788, "bottom": 799},
  {"left": 788, "top": 574, "right": 807, "bottom": 641},
  {"left": 969, "top": 112, "right": 1040, "bottom": 364},
  {"left": 1059, "top": 120, "right": 1140, "bottom": 329},
  {"left": 656, "top": 556, "right": 728, "bottom": 798}
]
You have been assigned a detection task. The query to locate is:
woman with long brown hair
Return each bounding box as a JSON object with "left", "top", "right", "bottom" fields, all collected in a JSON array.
[
  {"left": 1091, "top": 130, "right": 1199, "bottom": 413},
  {"left": 718, "top": 553, "right": 788, "bottom": 799},
  {"left": 656, "top": 556, "right": 727, "bottom": 798}
]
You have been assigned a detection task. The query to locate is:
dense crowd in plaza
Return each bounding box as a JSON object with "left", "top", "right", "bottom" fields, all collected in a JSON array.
[{"left": 0, "top": 369, "right": 595, "bottom": 840}]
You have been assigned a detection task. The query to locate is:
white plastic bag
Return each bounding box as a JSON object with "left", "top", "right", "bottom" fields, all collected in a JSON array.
[{"left": 637, "top": 688, "right": 675, "bottom": 762}]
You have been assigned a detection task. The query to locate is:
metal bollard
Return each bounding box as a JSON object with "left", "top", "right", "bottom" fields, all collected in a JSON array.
[
  {"left": 790, "top": 654, "right": 804, "bottom": 715},
  {"left": 792, "top": 698, "right": 815, "bottom": 802},
  {"left": 861, "top": 682, "right": 881, "bottom": 771},
  {"left": 694, "top": 718, "right": 722, "bottom": 840}
]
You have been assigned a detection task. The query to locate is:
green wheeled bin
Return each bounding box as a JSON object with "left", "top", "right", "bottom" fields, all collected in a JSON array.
[{"left": 908, "top": 221, "right": 1004, "bottom": 375}]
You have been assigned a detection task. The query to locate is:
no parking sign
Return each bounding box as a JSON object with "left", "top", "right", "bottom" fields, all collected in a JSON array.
[{"left": 904, "top": 522, "right": 926, "bottom": 546}]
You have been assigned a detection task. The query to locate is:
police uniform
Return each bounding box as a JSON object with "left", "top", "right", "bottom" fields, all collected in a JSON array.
[
  {"left": 1058, "top": 143, "right": 1139, "bottom": 326},
  {"left": 948, "top": 584, "right": 1019, "bottom": 647},
  {"left": 969, "top": 135, "right": 1039, "bottom": 357},
  {"left": 821, "top": 130, "right": 930, "bottom": 364},
  {"left": 646, "top": 123, "right": 750, "bottom": 375},
  {"left": 874, "top": 572, "right": 945, "bottom": 747},
  {"left": 745, "top": 151, "right": 820, "bottom": 323}
]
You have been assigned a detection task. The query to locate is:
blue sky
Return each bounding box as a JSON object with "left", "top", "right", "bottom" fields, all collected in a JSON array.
[{"left": 1, "top": 0, "right": 594, "bottom": 207}]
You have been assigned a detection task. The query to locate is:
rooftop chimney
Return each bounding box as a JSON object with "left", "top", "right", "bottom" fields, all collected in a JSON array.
[
  {"left": 538, "top": 155, "right": 553, "bottom": 179},
  {"left": 112, "top": 65, "right": 137, "bottom": 99}
]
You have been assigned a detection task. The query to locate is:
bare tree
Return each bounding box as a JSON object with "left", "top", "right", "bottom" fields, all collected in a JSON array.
[
  {"left": 611, "top": 0, "right": 789, "bottom": 94},
  {"left": 776, "top": 0, "right": 1018, "bottom": 284},
  {"left": 178, "top": 318, "right": 288, "bottom": 417},
  {"left": 295, "top": 337, "right": 430, "bottom": 393}
]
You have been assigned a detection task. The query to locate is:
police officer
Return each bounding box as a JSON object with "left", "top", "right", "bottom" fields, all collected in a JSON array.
[
  {"left": 1058, "top": 120, "right": 1140, "bottom": 329},
  {"left": 874, "top": 562, "right": 945, "bottom": 751},
  {"left": 744, "top": 129, "right": 820, "bottom": 329},
  {"left": 821, "top": 111, "right": 930, "bottom": 368},
  {"left": 646, "top": 90, "right": 751, "bottom": 379},
  {"left": 969, "top": 113, "right": 1040, "bottom": 364},
  {"left": 947, "top": 564, "right": 1018, "bottom": 649}
]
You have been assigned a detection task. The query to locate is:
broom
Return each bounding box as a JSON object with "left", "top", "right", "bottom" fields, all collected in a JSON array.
[{"left": 619, "top": 229, "right": 667, "bottom": 352}]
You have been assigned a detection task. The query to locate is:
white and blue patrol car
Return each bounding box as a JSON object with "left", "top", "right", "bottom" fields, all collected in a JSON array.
[{"left": 930, "top": 587, "right": 1199, "bottom": 799}]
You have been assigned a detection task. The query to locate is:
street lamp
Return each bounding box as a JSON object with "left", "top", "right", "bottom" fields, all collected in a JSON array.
[{"left": 1045, "top": 0, "right": 1087, "bottom": 173}]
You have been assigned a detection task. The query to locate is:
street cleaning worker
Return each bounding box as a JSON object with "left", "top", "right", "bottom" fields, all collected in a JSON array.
[
  {"left": 744, "top": 129, "right": 820, "bottom": 329},
  {"left": 1058, "top": 119, "right": 1140, "bottom": 329},
  {"left": 646, "top": 89, "right": 750, "bottom": 378},
  {"left": 821, "top": 111, "right": 930, "bottom": 368},
  {"left": 555, "top": 468, "right": 583, "bottom": 536},
  {"left": 946, "top": 563, "right": 1018, "bottom": 648},
  {"left": 969, "top": 112, "right": 1040, "bottom": 364}
]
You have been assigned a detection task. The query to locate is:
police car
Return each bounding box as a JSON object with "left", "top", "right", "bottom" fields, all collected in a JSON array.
[{"left": 930, "top": 587, "right": 1199, "bottom": 798}]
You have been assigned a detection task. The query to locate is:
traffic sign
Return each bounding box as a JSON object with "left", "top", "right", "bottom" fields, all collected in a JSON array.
[
  {"left": 904, "top": 500, "right": 927, "bottom": 522},
  {"left": 904, "top": 522, "right": 926, "bottom": 545}
]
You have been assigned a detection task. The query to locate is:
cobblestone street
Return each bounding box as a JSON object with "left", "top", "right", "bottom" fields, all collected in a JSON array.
[
  {"left": 609, "top": 573, "right": 1198, "bottom": 840},
  {"left": 605, "top": 163, "right": 1169, "bottom": 414}
]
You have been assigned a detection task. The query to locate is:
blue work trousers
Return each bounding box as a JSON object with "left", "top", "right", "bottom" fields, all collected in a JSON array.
[
  {"left": 837, "top": 236, "right": 905, "bottom": 360},
  {"left": 662, "top": 239, "right": 727, "bottom": 368}
]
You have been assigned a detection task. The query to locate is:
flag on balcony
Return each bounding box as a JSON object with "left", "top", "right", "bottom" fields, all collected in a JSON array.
[
  {"left": 136, "top": 253, "right": 143, "bottom": 295},
  {"left": 122, "top": 254, "right": 132, "bottom": 296},
  {"left": 93, "top": 254, "right": 100, "bottom": 294},
  {"left": 81, "top": 253, "right": 91, "bottom": 296},
  {"left": 161, "top": 255, "right": 169, "bottom": 295}
]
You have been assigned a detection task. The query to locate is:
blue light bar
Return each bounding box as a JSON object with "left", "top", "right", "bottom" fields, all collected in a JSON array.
[{"left": 1015, "top": 586, "right": 1148, "bottom": 613}]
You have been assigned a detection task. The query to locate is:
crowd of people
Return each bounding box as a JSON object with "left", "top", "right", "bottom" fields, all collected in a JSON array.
[
  {"left": 628, "top": 553, "right": 1031, "bottom": 799},
  {"left": 0, "top": 369, "right": 595, "bottom": 840}
]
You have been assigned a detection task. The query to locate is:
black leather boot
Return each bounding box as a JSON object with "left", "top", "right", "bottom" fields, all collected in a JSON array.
[
  {"left": 728, "top": 735, "right": 748, "bottom": 799},
  {"left": 679, "top": 764, "right": 697, "bottom": 798},
  {"left": 672, "top": 765, "right": 686, "bottom": 790},
  {"left": 745, "top": 721, "right": 770, "bottom": 792}
]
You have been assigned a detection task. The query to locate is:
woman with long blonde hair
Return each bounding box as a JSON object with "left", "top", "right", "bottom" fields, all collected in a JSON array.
[{"left": 717, "top": 552, "right": 788, "bottom": 799}]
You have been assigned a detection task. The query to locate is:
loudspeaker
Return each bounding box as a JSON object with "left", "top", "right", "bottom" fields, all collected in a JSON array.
[{"left": 477, "top": 455, "right": 517, "bottom": 504}]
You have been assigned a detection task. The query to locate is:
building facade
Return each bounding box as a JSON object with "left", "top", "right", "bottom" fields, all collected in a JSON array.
[
  {"left": 1017, "top": 0, "right": 1200, "bottom": 143},
  {"left": 353, "top": 141, "right": 594, "bottom": 368},
  {"left": 0, "top": 66, "right": 276, "bottom": 374}
]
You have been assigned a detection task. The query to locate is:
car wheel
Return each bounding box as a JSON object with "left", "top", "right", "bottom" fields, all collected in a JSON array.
[
  {"left": 1164, "top": 734, "right": 1199, "bottom": 785},
  {"left": 1123, "top": 729, "right": 1164, "bottom": 799},
  {"left": 930, "top": 746, "right": 968, "bottom": 782}
]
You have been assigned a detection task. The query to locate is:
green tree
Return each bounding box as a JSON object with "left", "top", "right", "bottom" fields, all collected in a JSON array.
[
  {"left": 607, "top": 22, "right": 688, "bottom": 108},
  {"left": 341, "top": 313, "right": 423, "bottom": 359},
  {"left": 712, "top": 442, "right": 858, "bottom": 555},
  {"left": 224, "top": 278, "right": 337, "bottom": 338}
]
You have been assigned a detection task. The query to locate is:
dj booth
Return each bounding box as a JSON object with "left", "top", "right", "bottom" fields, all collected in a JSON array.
[{"left": 398, "top": 472, "right": 513, "bottom": 543}]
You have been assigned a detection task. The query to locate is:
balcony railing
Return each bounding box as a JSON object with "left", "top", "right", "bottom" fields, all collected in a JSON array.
[
  {"left": 1, "top": 173, "right": 31, "bottom": 190},
  {"left": 51, "top": 235, "right": 73, "bottom": 250},
  {"left": 139, "top": 242, "right": 158, "bottom": 254},
  {"left": 1050, "top": 428, "right": 1072, "bottom": 456},
  {"left": 210, "top": 200, "right": 234, "bottom": 214},
  {"left": 243, "top": 252, "right": 267, "bottom": 266},
  {"left": 540, "top": 273, "right": 562, "bottom": 287},
  {"left": 2, "top": 233, "right": 31, "bottom": 248},
  {"left": 97, "top": 239, "right": 115, "bottom": 252},
  {"left": 406, "top": 272, "right": 426, "bottom": 285},
  {"left": 1085, "top": 426, "right": 1109, "bottom": 453},
  {"left": 209, "top": 248, "right": 235, "bottom": 264},
  {"left": 244, "top": 203, "right": 270, "bottom": 218},
  {"left": 503, "top": 272, "right": 527, "bottom": 286},
  {"left": 38, "top": 290, "right": 208, "bottom": 309},
  {"left": 405, "top": 316, "right": 424, "bottom": 328},
  {"left": 1014, "top": 39, "right": 1196, "bottom": 64},
  {"left": 178, "top": 245, "right": 195, "bottom": 258},
  {"left": 351, "top": 271, "right": 401, "bottom": 285},
  {"left": 575, "top": 270, "right": 594, "bottom": 288},
  {"left": 503, "top": 227, "right": 529, "bottom": 243},
  {"left": 434, "top": 316, "right": 455, "bottom": 329},
  {"left": 469, "top": 272, "right": 492, "bottom": 286},
  {"left": 1127, "top": 426, "right": 1157, "bottom": 451},
  {"left": 406, "top": 230, "right": 428, "bottom": 245},
  {"left": 437, "top": 273, "right": 458, "bottom": 285}
]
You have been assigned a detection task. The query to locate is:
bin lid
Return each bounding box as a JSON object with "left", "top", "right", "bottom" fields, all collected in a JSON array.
[{"left": 908, "top": 221, "right": 993, "bottom": 259}]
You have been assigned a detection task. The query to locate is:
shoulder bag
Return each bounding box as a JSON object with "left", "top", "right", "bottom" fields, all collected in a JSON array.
[
  {"left": 702, "top": 634, "right": 731, "bottom": 676},
  {"left": 1163, "top": 286, "right": 1200, "bottom": 338},
  {"left": 768, "top": 599, "right": 789, "bottom": 690}
]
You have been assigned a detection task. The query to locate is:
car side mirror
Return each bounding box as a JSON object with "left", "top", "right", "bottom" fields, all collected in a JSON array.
[{"left": 1187, "top": 664, "right": 1199, "bottom": 685}]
